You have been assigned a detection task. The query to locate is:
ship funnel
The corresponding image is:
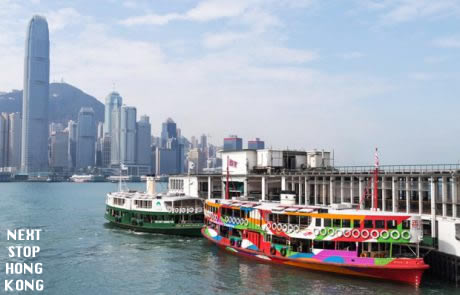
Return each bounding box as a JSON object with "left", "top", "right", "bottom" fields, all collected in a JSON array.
[{"left": 146, "top": 176, "right": 156, "bottom": 195}]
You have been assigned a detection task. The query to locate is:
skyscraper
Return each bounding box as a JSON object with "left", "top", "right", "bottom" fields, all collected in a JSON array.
[
  {"left": 76, "top": 108, "right": 96, "bottom": 170},
  {"left": 0, "top": 113, "right": 8, "bottom": 167},
  {"left": 160, "top": 118, "right": 177, "bottom": 148},
  {"left": 248, "top": 138, "right": 265, "bottom": 149},
  {"left": 50, "top": 130, "right": 69, "bottom": 171},
  {"left": 120, "top": 106, "right": 136, "bottom": 165},
  {"left": 107, "top": 92, "right": 123, "bottom": 166},
  {"left": 67, "top": 120, "right": 77, "bottom": 170},
  {"left": 8, "top": 113, "right": 22, "bottom": 168},
  {"left": 21, "top": 15, "right": 50, "bottom": 173},
  {"left": 136, "top": 115, "right": 151, "bottom": 167},
  {"left": 223, "top": 135, "right": 243, "bottom": 151}
]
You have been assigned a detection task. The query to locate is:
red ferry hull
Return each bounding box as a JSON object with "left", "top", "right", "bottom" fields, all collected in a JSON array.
[{"left": 202, "top": 228, "right": 428, "bottom": 286}]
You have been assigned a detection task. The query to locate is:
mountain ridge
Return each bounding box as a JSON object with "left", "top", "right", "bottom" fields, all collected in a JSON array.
[{"left": 0, "top": 82, "right": 104, "bottom": 124}]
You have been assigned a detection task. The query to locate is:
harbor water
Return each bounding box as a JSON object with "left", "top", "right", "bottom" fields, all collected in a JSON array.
[{"left": 0, "top": 183, "right": 457, "bottom": 295}]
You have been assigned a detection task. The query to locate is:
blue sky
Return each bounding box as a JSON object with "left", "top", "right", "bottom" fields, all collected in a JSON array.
[{"left": 0, "top": 0, "right": 459, "bottom": 165}]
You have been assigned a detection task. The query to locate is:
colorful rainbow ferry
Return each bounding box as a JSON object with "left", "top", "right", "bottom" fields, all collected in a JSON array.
[
  {"left": 202, "top": 193, "right": 429, "bottom": 286},
  {"left": 105, "top": 176, "right": 204, "bottom": 236}
]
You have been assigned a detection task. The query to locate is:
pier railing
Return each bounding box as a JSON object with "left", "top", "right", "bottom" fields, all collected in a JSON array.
[{"left": 333, "top": 164, "right": 460, "bottom": 174}]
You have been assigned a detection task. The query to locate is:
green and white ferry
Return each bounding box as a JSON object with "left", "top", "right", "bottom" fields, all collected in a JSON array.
[{"left": 104, "top": 176, "right": 204, "bottom": 236}]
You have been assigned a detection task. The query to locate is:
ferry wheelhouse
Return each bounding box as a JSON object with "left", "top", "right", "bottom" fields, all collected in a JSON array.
[
  {"left": 202, "top": 193, "right": 429, "bottom": 286},
  {"left": 105, "top": 176, "right": 204, "bottom": 236}
]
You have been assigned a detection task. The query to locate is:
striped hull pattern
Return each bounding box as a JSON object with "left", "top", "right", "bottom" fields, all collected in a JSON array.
[{"left": 202, "top": 227, "right": 428, "bottom": 286}]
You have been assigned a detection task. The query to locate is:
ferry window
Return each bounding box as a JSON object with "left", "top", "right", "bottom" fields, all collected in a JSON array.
[
  {"left": 279, "top": 214, "right": 288, "bottom": 224},
  {"left": 342, "top": 219, "right": 351, "bottom": 228},
  {"left": 333, "top": 219, "right": 341, "bottom": 227},
  {"left": 315, "top": 218, "right": 322, "bottom": 227},
  {"left": 387, "top": 220, "right": 397, "bottom": 229},
  {"left": 324, "top": 241, "right": 335, "bottom": 250},
  {"left": 313, "top": 241, "right": 322, "bottom": 249},
  {"left": 268, "top": 214, "right": 275, "bottom": 222},
  {"left": 364, "top": 220, "right": 373, "bottom": 229},
  {"left": 353, "top": 220, "right": 361, "bottom": 228},
  {"left": 290, "top": 215, "right": 300, "bottom": 225},
  {"left": 324, "top": 219, "right": 332, "bottom": 227},
  {"left": 299, "top": 216, "right": 311, "bottom": 226},
  {"left": 375, "top": 220, "right": 385, "bottom": 229},
  {"left": 402, "top": 220, "right": 410, "bottom": 230}
]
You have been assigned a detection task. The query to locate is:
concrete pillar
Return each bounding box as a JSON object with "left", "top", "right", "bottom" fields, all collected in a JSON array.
[
  {"left": 305, "top": 177, "right": 309, "bottom": 205},
  {"left": 244, "top": 178, "right": 248, "bottom": 197},
  {"left": 281, "top": 176, "right": 286, "bottom": 191},
  {"left": 359, "top": 177, "right": 364, "bottom": 210},
  {"left": 330, "top": 177, "right": 335, "bottom": 204},
  {"left": 453, "top": 176, "right": 458, "bottom": 218},
  {"left": 418, "top": 177, "right": 423, "bottom": 215},
  {"left": 323, "top": 179, "right": 327, "bottom": 206},
  {"left": 392, "top": 176, "right": 398, "bottom": 213},
  {"left": 207, "top": 176, "right": 212, "bottom": 199},
  {"left": 314, "top": 177, "right": 319, "bottom": 205},
  {"left": 382, "top": 177, "right": 386, "bottom": 212},
  {"left": 291, "top": 177, "right": 295, "bottom": 191},
  {"left": 430, "top": 177, "right": 436, "bottom": 238},
  {"left": 222, "top": 179, "right": 225, "bottom": 199},
  {"left": 406, "top": 177, "right": 410, "bottom": 214},
  {"left": 298, "top": 176, "right": 303, "bottom": 205},
  {"left": 350, "top": 177, "right": 355, "bottom": 205},
  {"left": 261, "top": 176, "right": 266, "bottom": 201},
  {"left": 442, "top": 176, "right": 447, "bottom": 217},
  {"left": 340, "top": 177, "right": 344, "bottom": 204}
]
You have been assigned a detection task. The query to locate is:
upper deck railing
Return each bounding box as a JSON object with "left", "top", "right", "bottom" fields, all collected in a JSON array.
[{"left": 333, "top": 164, "right": 460, "bottom": 174}]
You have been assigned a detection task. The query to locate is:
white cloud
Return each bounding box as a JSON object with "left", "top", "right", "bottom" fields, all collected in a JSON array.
[
  {"left": 121, "top": 0, "right": 251, "bottom": 26},
  {"left": 434, "top": 35, "right": 460, "bottom": 48},
  {"left": 203, "top": 32, "right": 249, "bottom": 49},
  {"left": 357, "top": 0, "right": 460, "bottom": 25},
  {"left": 44, "top": 7, "right": 83, "bottom": 32}
]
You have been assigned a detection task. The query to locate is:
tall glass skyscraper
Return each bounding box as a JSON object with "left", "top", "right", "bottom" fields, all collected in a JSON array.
[
  {"left": 21, "top": 15, "right": 50, "bottom": 173},
  {"left": 105, "top": 92, "right": 123, "bottom": 166},
  {"left": 120, "top": 106, "right": 136, "bottom": 165},
  {"left": 76, "top": 108, "right": 96, "bottom": 169}
]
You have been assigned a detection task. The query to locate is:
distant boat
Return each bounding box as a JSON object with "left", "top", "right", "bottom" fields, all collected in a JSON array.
[{"left": 70, "top": 174, "right": 105, "bottom": 183}]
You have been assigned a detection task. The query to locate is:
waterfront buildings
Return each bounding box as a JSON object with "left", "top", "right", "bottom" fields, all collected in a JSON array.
[
  {"left": 0, "top": 113, "right": 8, "bottom": 167},
  {"left": 21, "top": 15, "right": 50, "bottom": 174},
  {"left": 67, "top": 120, "right": 77, "bottom": 170},
  {"left": 136, "top": 115, "right": 152, "bottom": 167},
  {"left": 7, "top": 112, "right": 22, "bottom": 169},
  {"left": 223, "top": 135, "right": 243, "bottom": 151},
  {"left": 50, "top": 130, "right": 69, "bottom": 171},
  {"left": 248, "top": 138, "right": 265, "bottom": 149},
  {"left": 161, "top": 118, "right": 177, "bottom": 148},
  {"left": 154, "top": 118, "right": 184, "bottom": 175},
  {"left": 75, "top": 107, "right": 96, "bottom": 170},
  {"left": 120, "top": 106, "right": 136, "bottom": 165}
]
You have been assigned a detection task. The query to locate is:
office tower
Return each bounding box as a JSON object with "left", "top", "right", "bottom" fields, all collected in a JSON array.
[
  {"left": 67, "top": 120, "right": 77, "bottom": 170},
  {"left": 160, "top": 118, "right": 177, "bottom": 148},
  {"left": 8, "top": 113, "right": 22, "bottom": 168},
  {"left": 120, "top": 106, "right": 136, "bottom": 165},
  {"left": 21, "top": 15, "right": 50, "bottom": 173},
  {"left": 101, "top": 136, "right": 111, "bottom": 168},
  {"left": 97, "top": 121, "right": 104, "bottom": 139},
  {"left": 108, "top": 93, "right": 123, "bottom": 166},
  {"left": 75, "top": 108, "right": 96, "bottom": 169},
  {"left": 190, "top": 136, "right": 198, "bottom": 149},
  {"left": 223, "top": 135, "right": 243, "bottom": 151},
  {"left": 104, "top": 92, "right": 122, "bottom": 135},
  {"left": 136, "top": 115, "right": 151, "bottom": 167},
  {"left": 0, "top": 113, "right": 8, "bottom": 167},
  {"left": 50, "top": 130, "right": 69, "bottom": 171},
  {"left": 248, "top": 138, "right": 265, "bottom": 149},
  {"left": 200, "top": 134, "right": 207, "bottom": 151}
]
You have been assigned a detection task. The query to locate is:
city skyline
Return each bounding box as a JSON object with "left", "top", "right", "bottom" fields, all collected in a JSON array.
[{"left": 0, "top": 1, "right": 459, "bottom": 165}]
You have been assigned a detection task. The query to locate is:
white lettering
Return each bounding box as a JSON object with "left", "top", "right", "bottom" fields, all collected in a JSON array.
[
  {"left": 6, "top": 229, "right": 42, "bottom": 241},
  {"left": 4, "top": 280, "right": 13, "bottom": 291},
  {"left": 7, "top": 246, "right": 40, "bottom": 258}
]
